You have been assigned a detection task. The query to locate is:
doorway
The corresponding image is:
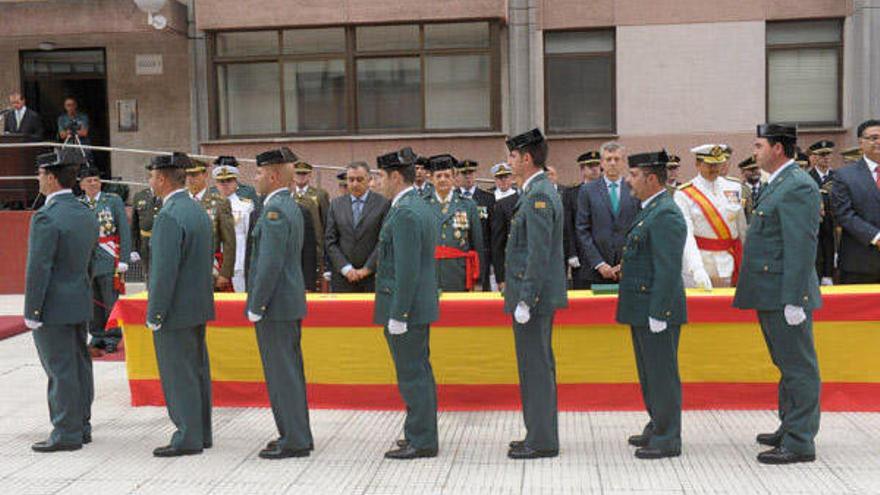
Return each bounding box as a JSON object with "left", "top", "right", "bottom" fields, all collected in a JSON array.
[{"left": 20, "top": 48, "right": 110, "bottom": 178}]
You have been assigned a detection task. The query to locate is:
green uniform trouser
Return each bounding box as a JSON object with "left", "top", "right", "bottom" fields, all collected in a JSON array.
[
  {"left": 513, "top": 313, "right": 559, "bottom": 451},
  {"left": 153, "top": 324, "right": 212, "bottom": 450},
  {"left": 255, "top": 320, "right": 313, "bottom": 450},
  {"left": 631, "top": 324, "right": 682, "bottom": 452},
  {"left": 757, "top": 310, "right": 821, "bottom": 456},
  {"left": 384, "top": 324, "right": 438, "bottom": 450},
  {"left": 89, "top": 274, "right": 121, "bottom": 345},
  {"left": 32, "top": 323, "right": 93, "bottom": 445}
]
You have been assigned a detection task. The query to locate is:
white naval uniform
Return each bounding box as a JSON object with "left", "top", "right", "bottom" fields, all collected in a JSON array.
[
  {"left": 674, "top": 174, "right": 748, "bottom": 287},
  {"left": 227, "top": 192, "right": 254, "bottom": 292}
]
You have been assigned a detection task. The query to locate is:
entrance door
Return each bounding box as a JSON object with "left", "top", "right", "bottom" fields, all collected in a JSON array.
[{"left": 20, "top": 49, "right": 110, "bottom": 178}]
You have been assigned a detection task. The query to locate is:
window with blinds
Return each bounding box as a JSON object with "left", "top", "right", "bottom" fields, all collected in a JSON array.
[{"left": 766, "top": 19, "right": 843, "bottom": 127}]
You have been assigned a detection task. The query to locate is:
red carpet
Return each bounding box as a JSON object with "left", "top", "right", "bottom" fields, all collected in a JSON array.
[{"left": 0, "top": 316, "right": 27, "bottom": 340}]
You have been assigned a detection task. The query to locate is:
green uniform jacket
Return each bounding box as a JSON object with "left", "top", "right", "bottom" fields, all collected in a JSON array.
[
  {"left": 616, "top": 191, "right": 688, "bottom": 326},
  {"left": 147, "top": 190, "right": 216, "bottom": 329},
  {"left": 197, "top": 189, "right": 236, "bottom": 279},
  {"left": 734, "top": 164, "right": 822, "bottom": 311},
  {"left": 81, "top": 192, "right": 131, "bottom": 277},
  {"left": 424, "top": 191, "right": 484, "bottom": 291},
  {"left": 247, "top": 190, "right": 307, "bottom": 321},
  {"left": 24, "top": 192, "right": 99, "bottom": 324},
  {"left": 131, "top": 188, "right": 161, "bottom": 258},
  {"left": 373, "top": 188, "right": 439, "bottom": 326},
  {"left": 503, "top": 172, "right": 568, "bottom": 315}
]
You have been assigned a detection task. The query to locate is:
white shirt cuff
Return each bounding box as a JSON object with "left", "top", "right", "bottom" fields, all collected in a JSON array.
[{"left": 341, "top": 264, "right": 354, "bottom": 276}]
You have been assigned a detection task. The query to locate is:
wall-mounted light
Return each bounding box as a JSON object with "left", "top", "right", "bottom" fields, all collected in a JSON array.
[
  {"left": 38, "top": 41, "right": 56, "bottom": 51},
  {"left": 133, "top": 0, "right": 168, "bottom": 30}
]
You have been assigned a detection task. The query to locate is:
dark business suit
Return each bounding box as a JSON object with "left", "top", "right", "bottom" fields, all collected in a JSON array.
[
  {"left": 491, "top": 192, "right": 519, "bottom": 285},
  {"left": 809, "top": 168, "right": 836, "bottom": 280},
  {"left": 4, "top": 107, "right": 44, "bottom": 140},
  {"left": 831, "top": 159, "right": 880, "bottom": 283},
  {"left": 562, "top": 184, "right": 587, "bottom": 288},
  {"left": 325, "top": 191, "right": 390, "bottom": 292},
  {"left": 575, "top": 178, "right": 640, "bottom": 284}
]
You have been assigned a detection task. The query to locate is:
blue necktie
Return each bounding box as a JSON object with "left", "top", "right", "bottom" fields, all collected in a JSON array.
[
  {"left": 609, "top": 182, "right": 619, "bottom": 215},
  {"left": 352, "top": 197, "right": 364, "bottom": 225}
]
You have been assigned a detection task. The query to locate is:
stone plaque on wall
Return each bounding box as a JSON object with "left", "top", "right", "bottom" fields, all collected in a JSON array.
[{"left": 135, "top": 54, "right": 163, "bottom": 75}]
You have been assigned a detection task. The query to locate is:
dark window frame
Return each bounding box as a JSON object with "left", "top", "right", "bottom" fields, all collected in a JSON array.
[
  {"left": 208, "top": 21, "right": 500, "bottom": 139},
  {"left": 543, "top": 27, "right": 617, "bottom": 135},
  {"left": 765, "top": 18, "right": 844, "bottom": 128}
]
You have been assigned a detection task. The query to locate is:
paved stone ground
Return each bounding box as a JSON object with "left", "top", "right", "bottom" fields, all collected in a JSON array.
[{"left": 1, "top": 294, "right": 879, "bottom": 494}]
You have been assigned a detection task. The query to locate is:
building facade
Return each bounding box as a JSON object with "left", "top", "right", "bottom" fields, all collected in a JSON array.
[{"left": 1, "top": 0, "right": 878, "bottom": 190}]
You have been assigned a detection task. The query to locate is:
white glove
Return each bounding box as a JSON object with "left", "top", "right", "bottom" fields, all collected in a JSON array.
[
  {"left": 117, "top": 262, "right": 129, "bottom": 273},
  {"left": 514, "top": 302, "right": 531, "bottom": 324},
  {"left": 323, "top": 271, "right": 332, "bottom": 281},
  {"left": 24, "top": 318, "right": 43, "bottom": 330},
  {"left": 247, "top": 311, "right": 263, "bottom": 323},
  {"left": 693, "top": 269, "right": 713, "bottom": 290},
  {"left": 649, "top": 317, "right": 667, "bottom": 333},
  {"left": 820, "top": 277, "right": 833, "bottom": 286},
  {"left": 567, "top": 256, "right": 581, "bottom": 269},
  {"left": 388, "top": 318, "right": 408, "bottom": 335},
  {"left": 784, "top": 305, "right": 807, "bottom": 326},
  {"left": 130, "top": 252, "right": 141, "bottom": 263},
  {"left": 147, "top": 321, "right": 161, "bottom": 332}
]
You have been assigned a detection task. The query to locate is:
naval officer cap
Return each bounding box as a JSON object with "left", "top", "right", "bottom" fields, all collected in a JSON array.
[
  {"left": 336, "top": 170, "right": 348, "bottom": 184},
  {"left": 807, "top": 140, "right": 835, "bottom": 155},
  {"left": 628, "top": 150, "right": 672, "bottom": 169},
  {"left": 212, "top": 165, "right": 240, "bottom": 180},
  {"left": 840, "top": 146, "right": 863, "bottom": 161},
  {"left": 666, "top": 154, "right": 682, "bottom": 168},
  {"left": 377, "top": 147, "right": 417, "bottom": 171},
  {"left": 691, "top": 144, "right": 731, "bottom": 164},
  {"left": 491, "top": 162, "right": 512, "bottom": 177},
  {"left": 36, "top": 149, "right": 84, "bottom": 170},
  {"left": 577, "top": 151, "right": 601, "bottom": 166},
  {"left": 457, "top": 159, "right": 478, "bottom": 173},
  {"left": 737, "top": 156, "right": 759, "bottom": 170},
  {"left": 506, "top": 128, "right": 545, "bottom": 151},
  {"left": 148, "top": 152, "right": 191, "bottom": 170},
  {"left": 256, "top": 147, "right": 298, "bottom": 167},
  {"left": 757, "top": 123, "right": 797, "bottom": 143},
  {"left": 428, "top": 154, "right": 458, "bottom": 172}
]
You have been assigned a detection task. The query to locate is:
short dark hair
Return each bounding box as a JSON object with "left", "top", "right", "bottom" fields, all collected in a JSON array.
[
  {"left": 48, "top": 165, "right": 78, "bottom": 188},
  {"left": 766, "top": 137, "right": 796, "bottom": 158},
  {"left": 520, "top": 141, "right": 549, "bottom": 168},
  {"left": 391, "top": 165, "right": 415, "bottom": 185},
  {"left": 858, "top": 119, "right": 880, "bottom": 138},
  {"left": 347, "top": 161, "right": 370, "bottom": 174},
  {"left": 64, "top": 96, "right": 77, "bottom": 105},
  {"left": 158, "top": 167, "right": 187, "bottom": 187}
]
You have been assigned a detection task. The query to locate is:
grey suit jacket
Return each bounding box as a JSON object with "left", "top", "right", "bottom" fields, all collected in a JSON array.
[
  {"left": 831, "top": 158, "right": 880, "bottom": 275},
  {"left": 575, "top": 178, "right": 640, "bottom": 281},
  {"left": 325, "top": 191, "right": 390, "bottom": 273}
]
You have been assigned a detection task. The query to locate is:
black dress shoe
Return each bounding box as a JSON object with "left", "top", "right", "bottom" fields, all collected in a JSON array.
[
  {"left": 266, "top": 440, "right": 314, "bottom": 451},
  {"left": 203, "top": 441, "right": 212, "bottom": 449},
  {"left": 509, "top": 439, "right": 525, "bottom": 449},
  {"left": 31, "top": 440, "right": 82, "bottom": 453},
  {"left": 628, "top": 434, "right": 649, "bottom": 448},
  {"left": 634, "top": 447, "right": 681, "bottom": 459},
  {"left": 384, "top": 445, "right": 438, "bottom": 460},
  {"left": 756, "top": 432, "right": 782, "bottom": 447},
  {"left": 757, "top": 446, "right": 815, "bottom": 465},
  {"left": 396, "top": 439, "right": 409, "bottom": 448},
  {"left": 258, "top": 446, "right": 310, "bottom": 459},
  {"left": 152, "top": 445, "right": 203, "bottom": 457},
  {"left": 82, "top": 432, "right": 92, "bottom": 445},
  {"left": 507, "top": 444, "right": 558, "bottom": 459}
]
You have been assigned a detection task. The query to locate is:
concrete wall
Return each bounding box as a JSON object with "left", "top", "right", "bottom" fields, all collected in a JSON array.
[{"left": 0, "top": 1, "right": 191, "bottom": 191}]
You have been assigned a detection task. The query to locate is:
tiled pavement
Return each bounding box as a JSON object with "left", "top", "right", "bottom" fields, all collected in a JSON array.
[{"left": 0, "top": 297, "right": 878, "bottom": 494}]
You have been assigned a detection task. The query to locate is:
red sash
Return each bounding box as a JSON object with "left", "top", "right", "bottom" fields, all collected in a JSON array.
[
  {"left": 99, "top": 234, "right": 126, "bottom": 295},
  {"left": 213, "top": 252, "right": 233, "bottom": 292},
  {"left": 434, "top": 246, "right": 480, "bottom": 290},
  {"left": 681, "top": 185, "right": 742, "bottom": 284}
]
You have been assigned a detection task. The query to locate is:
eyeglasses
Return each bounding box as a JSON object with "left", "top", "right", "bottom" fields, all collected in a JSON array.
[{"left": 861, "top": 135, "right": 880, "bottom": 142}]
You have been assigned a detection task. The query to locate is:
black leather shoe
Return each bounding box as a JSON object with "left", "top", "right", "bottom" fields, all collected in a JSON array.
[
  {"left": 384, "top": 445, "right": 438, "bottom": 460},
  {"left": 152, "top": 445, "right": 203, "bottom": 457},
  {"left": 509, "top": 439, "right": 525, "bottom": 449},
  {"left": 266, "top": 440, "right": 314, "bottom": 451},
  {"left": 756, "top": 432, "right": 782, "bottom": 447},
  {"left": 628, "top": 434, "right": 649, "bottom": 448},
  {"left": 396, "top": 439, "right": 409, "bottom": 448},
  {"left": 634, "top": 447, "right": 680, "bottom": 459},
  {"left": 82, "top": 432, "right": 92, "bottom": 445},
  {"left": 203, "top": 441, "right": 212, "bottom": 449},
  {"left": 507, "top": 445, "right": 558, "bottom": 459},
  {"left": 757, "top": 446, "right": 815, "bottom": 465},
  {"left": 258, "top": 446, "right": 310, "bottom": 459},
  {"left": 31, "top": 440, "right": 82, "bottom": 453}
]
